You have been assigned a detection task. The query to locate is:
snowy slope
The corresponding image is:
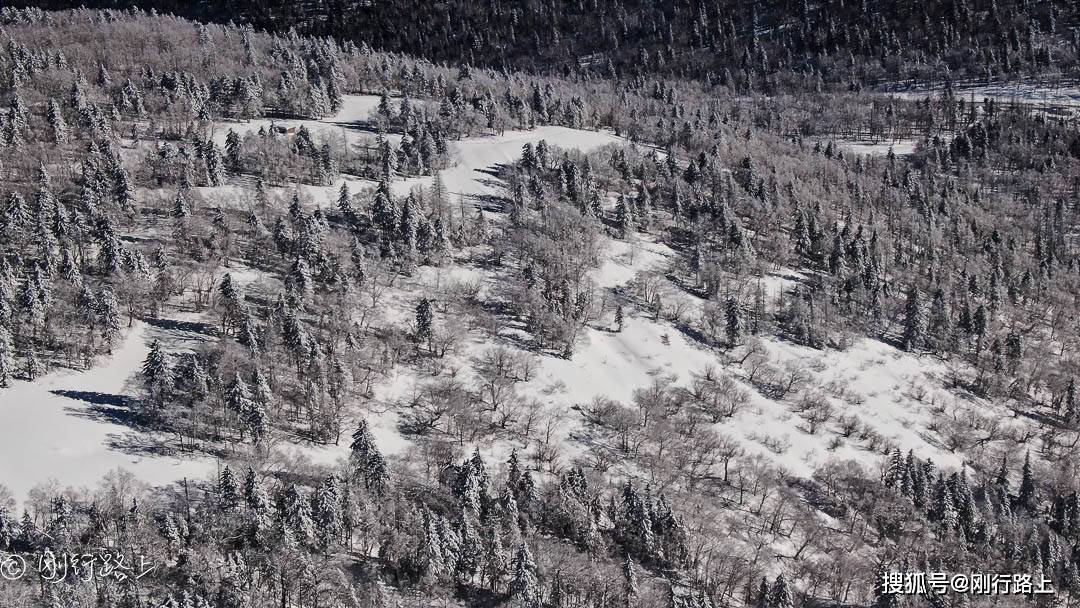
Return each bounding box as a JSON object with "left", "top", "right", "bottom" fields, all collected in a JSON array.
[
  {"left": 205, "top": 103, "right": 986, "bottom": 482},
  {"left": 209, "top": 95, "right": 385, "bottom": 150},
  {"left": 208, "top": 94, "right": 629, "bottom": 208},
  {"left": 0, "top": 110, "right": 637, "bottom": 500},
  {"left": 2, "top": 94, "right": 991, "bottom": 502},
  {"left": 0, "top": 322, "right": 213, "bottom": 503},
  {"left": 884, "top": 81, "right": 1080, "bottom": 109},
  {"left": 393, "top": 126, "right": 628, "bottom": 199},
  {"left": 834, "top": 139, "right": 918, "bottom": 157}
]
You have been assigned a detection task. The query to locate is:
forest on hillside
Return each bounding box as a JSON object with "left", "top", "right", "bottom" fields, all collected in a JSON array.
[
  {"left": 0, "top": 4, "right": 1078, "bottom": 608},
  {"left": 9, "top": 0, "right": 1080, "bottom": 90}
]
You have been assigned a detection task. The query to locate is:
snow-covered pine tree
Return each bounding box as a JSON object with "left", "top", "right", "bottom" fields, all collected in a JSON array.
[
  {"left": 378, "top": 136, "right": 397, "bottom": 178},
  {"left": 279, "top": 483, "right": 315, "bottom": 544},
  {"left": 313, "top": 475, "right": 342, "bottom": 552},
  {"left": 517, "top": 465, "right": 537, "bottom": 507},
  {"left": 349, "top": 419, "right": 389, "bottom": 493},
  {"left": 225, "top": 372, "right": 253, "bottom": 439},
  {"left": 47, "top": 98, "right": 67, "bottom": 145},
  {"left": 113, "top": 166, "right": 137, "bottom": 214},
  {"left": 247, "top": 398, "right": 269, "bottom": 446},
  {"left": 725, "top": 295, "right": 743, "bottom": 346},
  {"left": 615, "top": 196, "right": 634, "bottom": 237},
  {"left": 770, "top": 574, "right": 793, "bottom": 608},
  {"left": 366, "top": 450, "right": 390, "bottom": 496},
  {"left": 141, "top": 340, "right": 171, "bottom": 408},
  {"left": 456, "top": 458, "right": 482, "bottom": 514},
  {"left": 218, "top": 273, "right": 245, "bottom": 334},
  {"left": 902, "top": 284, "right": 925, "bottom": 351},
  {"left": 972, "top": 304, "right": 988, "bottom": 355},
  {"left": 418, "top": 506, "right": 447, "bottom": 577},
  {"left": 399, "top": 195, "right": 419, "bottom": 256},
  {"left": 96, "top": 288, "right": 122, "bottom": 350},
  {"left": 243, "top": 466, "right": 267, "bottom": 514},
  {"left": 511, "top": 541, "right": 541, "bottom": 608},
  {"left": 289, "top": 258, "right": 313, "bottom": 301},
  {"left": 172, "top": 189, "right": 189, "bottom": 221},
  {"left": 756, "top": 577, "right": 770, "bottom": 608},
  {"left": 622, "top": 554, "right": 638, "bottom": 607},
  {"left": 4, "top": 193, "right": 28, "bottom": 233},
  {"left": 8, "top": 90, "right": 27, "bottom": 144},
  {"left": 204, "top": 138, "right": 224, "bottom": 186},
  {"left": 218, "top": 465, "right": 239, "bottom": 511},
  {"left": 336, "top": 182, "right": 353, "bottom": 219},
  {"left": 0, "top": 325, "right": 13, "bottom": 388},
  {"left": 371, "top": 179, "right": 397, "bottom": 234},
  {"left": 1017, "top": 450, "right": 1036, "bottom": 510},
  {"left": 224, "top": 129, "right": 242, "bottom": 173},
  {"left": 455, "top": 510, "right": 480, "bottom": 583},
  {"left": 377, "top": 90, "right": 394, "bottom": 123},
  {"left": 415, "top": 297, "right": 434, "bottom": 348},
  {"left": 237, "top": 314, "right": 261, "bottom": 359},
  {"left": 175, "top": 353, "right": 209, "bottom": 405}
]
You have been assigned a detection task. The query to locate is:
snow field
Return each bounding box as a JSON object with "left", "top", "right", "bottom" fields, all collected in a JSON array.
[
  {"left": 0, "top": 92, "right": 1000, "bottom": 505},
  {"left": 0, "top": 103, "right": 638, "bottom": 501},
  {"left": 0, "top": 321, "right": 213, "bottom": 504},
  {"left": 835, "top": 139, "right": 918, "bottom": 157}
]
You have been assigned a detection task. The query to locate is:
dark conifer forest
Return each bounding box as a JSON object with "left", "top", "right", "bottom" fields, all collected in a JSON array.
[
  {"left": 0, "top": 3, "right": 1078, "bottom": 608},
  {"left": 11, "top": 0, "right": 1080, "bottom": 88}
]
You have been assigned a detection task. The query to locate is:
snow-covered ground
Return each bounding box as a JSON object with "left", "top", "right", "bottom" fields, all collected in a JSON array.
[
  {"left": 594, "top": 237, "right": 674, "bottom": 290},
  {"left": 745, "top": 337, "right": 966, "bottom": 476},
  {"left": 0, "top": 322, "right": 213, "bottom": 503},
  {"left": 209, "top": 95, "right": 385, "bottom": 150},
  {"left": 394, "top": 126, "right": 628, "bottom": 199},
  {"left": 880, "top": 80, "right": 1080, "bottom": 114},
  {"left": 206, "top": 94, "right": 629, "bottom": 208},
  {"left": 0, "top": 103, "right": 640, "bottom": 501},
  {"left": 522, "top": 311, "right": 971, "bottom": 479},
  {"left": 834, "top": 138, "right": 918, "bottom": 157},
  {"left": 2, "top": 94, "right": 996, "bottom": 502}
]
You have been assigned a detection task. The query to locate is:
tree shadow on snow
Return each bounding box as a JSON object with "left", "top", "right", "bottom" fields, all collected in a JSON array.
[
  {"left": 144, "top": 317, "right": 219, "bottom": 337},
  {"left": 453, "top": 178, "right": 510, "bottom": 213},
  {"left": 100, "top": 431, "right": 195, "bottom": 459},
  {"left": 52, "top": 389, "right": 133, "bottom": 409},
  {"left": 474, "top": 165, "right": 507, "bottom": 180},
  {"left": 472, "top": 193, "right": 508, "bottom": 214},
  {"left": 325, "top": 119, "right": 379, "bottom": 135},
  {"left": 52, "top": 390, "right": 215, "bottom": 460},
  {"left": 53, "top": 390, "right": 149, "bottom": 429}
]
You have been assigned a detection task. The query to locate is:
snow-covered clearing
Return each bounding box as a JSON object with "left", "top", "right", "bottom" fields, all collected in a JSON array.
[
  {"left": 0, "top": 105, "right": 642, "bottom": 501},
  {"left": 393, "top": 126, "right": 628, "bottom": 199},
  {"left": 2, "top": 94, "right": 995, "bottom": 502},
  {"left": 209, "top": 95, "right": 385, "bottom": 150},
  {"left": 218, "top": 151, "right": 985, "bottom": 484},
  {"left": 881, "top": 80, "right": 1080, "bottom": 115},
  {"left": 0, "top": 322, "right": 213, "bottom": 504},
  {"left": 594, "top": 237, "right": 674, "bottom": 290},
  {"left": 756, "top": 268, "right": 807, "bottom": 301},
  {"left": 740, "top": 337, "right": 966, "bottom": 476},
  {"left": 525, "top": 311, "right": 973, "bottom": 479},
  {"left": 835, "top": 138, "right": 918, "bottom": 157},
  {"left": 204, "top": 94, "right": 629, "bottom": 209}
]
